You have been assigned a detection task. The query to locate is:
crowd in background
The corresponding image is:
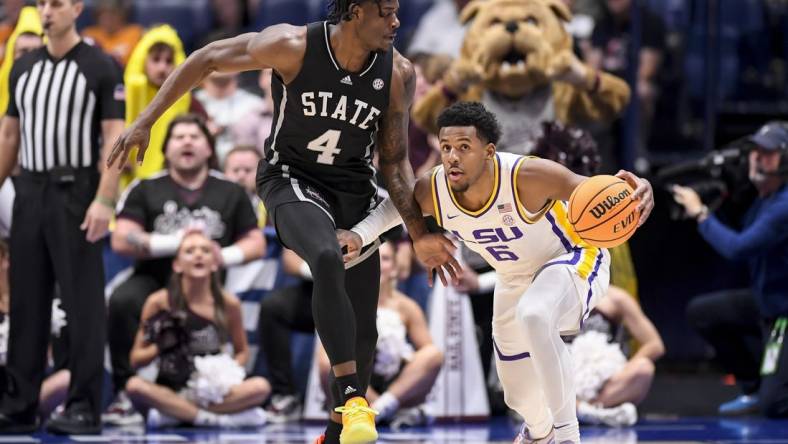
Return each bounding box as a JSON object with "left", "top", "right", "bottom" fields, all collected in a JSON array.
[{"left": 0, "top": 0, "right": 786, "bottom": 433}]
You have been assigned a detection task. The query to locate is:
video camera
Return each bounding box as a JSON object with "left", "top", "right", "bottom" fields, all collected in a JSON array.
[{"left": 655, "top": 135, "right": 788, "bottom": 221}]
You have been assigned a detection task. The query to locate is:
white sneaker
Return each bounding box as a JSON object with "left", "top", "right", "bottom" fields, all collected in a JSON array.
[
  {"left": 389, "top": 406, "right": 431, "bottom": 430},
  {"left": 577, "top": 401, "right": 637, "bottom": 427},
  {"left": 102, "top": 391, "right": 144, "bottom": 426},
  {"left": 265, "top": 394, "right": 302, "bottom": 423},
  {"left": 217, "top": 407, "right": 267, "bottom": 428},
  {"left": 146, "top": 408, "right": 180, "bottom": 429},
  {"left": 513, "top": 424, "right": 555, "bottom": 444}
]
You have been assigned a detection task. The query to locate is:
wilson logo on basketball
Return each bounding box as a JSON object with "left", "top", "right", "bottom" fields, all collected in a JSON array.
[
  {"left": 568, "top": 175, "right": 641, "bottom": 248},
  {"left": 589, "top": 189, "right": 631, "bottom": 219}
]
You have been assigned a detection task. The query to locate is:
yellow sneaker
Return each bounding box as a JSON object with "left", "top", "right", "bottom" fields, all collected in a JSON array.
[{"left": 335, "top": 397, "right": 378, "bottom": 444}]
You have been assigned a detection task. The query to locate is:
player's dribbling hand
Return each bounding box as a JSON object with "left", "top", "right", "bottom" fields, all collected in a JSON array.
[
  {"left": 412, "top": 233, "right": 462, "bottom": 288},
  {"left": 336, "top": 229, "right": 363, "bottom": 263},
  {"left": 107, "top": 121, "right": 152, "bottom": 170},
  {"left": 615, "top": 170, "right": 654, "bottom": 227}
]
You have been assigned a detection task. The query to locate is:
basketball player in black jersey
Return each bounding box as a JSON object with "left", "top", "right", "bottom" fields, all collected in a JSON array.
[{"left": 107, "top": 1, "right": 461, "bottom": 443}]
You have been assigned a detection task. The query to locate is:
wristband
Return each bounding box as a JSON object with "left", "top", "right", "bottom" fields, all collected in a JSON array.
[
  {"left": 148, "top": 233, "right": 182, "bottom": 258},
  {"left": 298, "top": 261, "right": 313, "bottom": 280},
  {"left": 220, "top": 245, "right": 245, "bottom": 267},
  {"left": 351, "top": 198, "right": 403, "bottom": 247},
  {"left": 476, "top": 271, "right": 497, "bottom": 293},
  {"left": 350, "top": 228, "right": 372, "bottom": 250},
  {"left": 94, "top": 195, "right": 115, "bottom": 209}
]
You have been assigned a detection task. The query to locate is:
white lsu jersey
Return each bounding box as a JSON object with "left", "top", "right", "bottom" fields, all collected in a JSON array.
[{"left": 431, "top": 152, "right": 607, "bottom": 281}]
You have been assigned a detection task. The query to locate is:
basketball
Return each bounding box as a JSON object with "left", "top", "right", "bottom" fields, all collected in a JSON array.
[{"left": 569, "top": 175, "right": 640, "bottom": 248}]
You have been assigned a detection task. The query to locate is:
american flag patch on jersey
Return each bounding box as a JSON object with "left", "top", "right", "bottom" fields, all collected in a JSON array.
[{"left": 498, "top": 203, "right": 512, "bottom": 213}]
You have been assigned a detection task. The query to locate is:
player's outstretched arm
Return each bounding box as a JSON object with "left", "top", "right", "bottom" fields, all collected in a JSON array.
[
  {"left": 107, "top": 25, "right": 306, "bottom": 169},
  {"left": 339, "top": 172, "right": 439, "bottom": 263},
  {"left": 376, "top": 62, "right": 460, "bottom": 286},
  {"left": 518, "top": 158, "right": 654, "bottom": 226}
]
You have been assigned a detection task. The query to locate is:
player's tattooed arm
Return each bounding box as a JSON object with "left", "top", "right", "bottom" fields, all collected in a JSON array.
[
  {"left": 377, "top": 53, "right": 426, "bottom": 239},
  {"left": 377, "top": 53, "right": 460, "bottom": 286}
]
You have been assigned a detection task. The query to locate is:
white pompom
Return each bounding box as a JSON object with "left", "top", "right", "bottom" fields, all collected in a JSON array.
[
  {"left": 0, "top": 315, "right": 8, "bottom": 366},
  {"left": 569, "top": 330, "right": 627, "bottom": 402},
  {"left": 183, "top": 354, "right": 246, "bottom": 407},
  {"left": 51, "top": 299, "right": 67, "bottom": 337},
  {"left": 374, "top": 308, "right": 414, "bottom": 380}
]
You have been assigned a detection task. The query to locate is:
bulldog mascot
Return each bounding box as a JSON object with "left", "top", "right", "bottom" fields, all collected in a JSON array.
[{"left": 413, "top": 0, "right": 631, "bottom": 154}]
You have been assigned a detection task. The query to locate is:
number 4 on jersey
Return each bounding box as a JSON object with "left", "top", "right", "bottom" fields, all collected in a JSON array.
[{"left": 307, "top": 129, "right": 342, "bottom": 165}]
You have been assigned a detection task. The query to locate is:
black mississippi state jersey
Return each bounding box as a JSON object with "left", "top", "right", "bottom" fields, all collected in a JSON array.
[{"left": 264, "top": 21, "right": 394, "bottom": 187}]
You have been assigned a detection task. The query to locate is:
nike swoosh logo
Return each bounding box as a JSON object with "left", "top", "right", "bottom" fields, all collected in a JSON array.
[{"left": 447, "top": 214, "right": 460, "bottom": 219}]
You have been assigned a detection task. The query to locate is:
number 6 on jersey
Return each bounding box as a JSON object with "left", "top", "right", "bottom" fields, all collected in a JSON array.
[{"left": 307, "top": 129, "right": 342, "bottom": 165}]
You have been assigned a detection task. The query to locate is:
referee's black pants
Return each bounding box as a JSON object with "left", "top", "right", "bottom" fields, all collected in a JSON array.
[{"left": 1, "top": 170, "right": 106, "bottom": 420}]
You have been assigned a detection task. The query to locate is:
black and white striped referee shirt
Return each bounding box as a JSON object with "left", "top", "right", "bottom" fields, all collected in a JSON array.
[{"left": 6, "top": 41, "right": 125, "bottom": 172}]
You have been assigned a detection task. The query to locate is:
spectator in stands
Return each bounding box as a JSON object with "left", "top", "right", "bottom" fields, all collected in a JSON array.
[
  {"left": 588, "top": 0, "right": 665, "bottom": 102},
  {"left": 0, "top": 6, "right": 42, "bottom": 118},
  {"left": 0, "top": 0, "right": 24, "bottom": 62},
  {"left": 223, "top": 146, "right": 267, "bottom": 226},
  {"left": 105, "top": 114, "right": 264, "bottom": 426},
  {"left": 587, "top": 0, "right": 666, "bottom": 163},
  {"left": 209, "top": 0, "right": 251, "bottom": 37},
  {"left": 81, "top": 0, "right": 142, "bottom": 67},
  {"left": 0, "top": 239, "right": 70, "bottom": 421},
  {"left": 573, "top": 285, "right": 665, "bottom": 427},
  {"left": 196, "top": 71, "right": 264, "bottom": 163},
  {"left": 257, "top": 248, "right": 315, "bottom": 423},
  {"left": 317, "top": 242, "right": 444, "bottom": 427},
  {"left": 126, "top": 230, "right": 270, "bottom": 429},
  {"left": 562, "top": 0, "right": 598, "bottom": 57},
  {"left": 122, "top": 24, "right": 206, "bottom": 186},
  {"left": 408, "top": 0, "right": 470, "bottom": 58},
  {"left": 230, "top": 69, "right": 274, "bottom": 150},
  {"left": 0, "top": 5, "right": 42, "bottom": 230},
  {"left": 678, "top": 122, "right": 788, "bottom": 418}
]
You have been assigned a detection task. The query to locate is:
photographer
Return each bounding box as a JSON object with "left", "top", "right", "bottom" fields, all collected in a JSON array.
[{"left": 675, "top": 122, "right": 788, "bottom": 418}]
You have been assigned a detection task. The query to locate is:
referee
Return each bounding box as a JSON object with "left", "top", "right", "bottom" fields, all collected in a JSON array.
[{"left": 0, "top": 0, "right": 124, "bottom": 435}]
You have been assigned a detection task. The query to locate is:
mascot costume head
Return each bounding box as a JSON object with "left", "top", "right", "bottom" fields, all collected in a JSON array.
[{"left": 413, "top": 0, "right": 631, "bottom": 154}]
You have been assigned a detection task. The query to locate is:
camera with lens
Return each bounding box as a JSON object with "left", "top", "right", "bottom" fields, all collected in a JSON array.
[
  {"left": 656, "top": 138, "right": 757, "bottom": 221},
  {"left": 657, "top": 122, "right": 788, "bottom": 221}
]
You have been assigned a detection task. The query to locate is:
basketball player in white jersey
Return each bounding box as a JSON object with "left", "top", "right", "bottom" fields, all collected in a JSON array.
[{"left": 338, "top": 102, "right": 654, "bottom": 443}]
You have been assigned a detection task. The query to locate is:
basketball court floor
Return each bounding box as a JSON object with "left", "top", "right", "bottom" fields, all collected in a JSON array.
[{"left": 3, "top": 416, "right": 787, "bottom": 443}]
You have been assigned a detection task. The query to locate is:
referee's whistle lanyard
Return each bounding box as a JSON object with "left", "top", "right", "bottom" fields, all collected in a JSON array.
[{"left": 761, "top": 317, "right": 787, "bottom": 376}]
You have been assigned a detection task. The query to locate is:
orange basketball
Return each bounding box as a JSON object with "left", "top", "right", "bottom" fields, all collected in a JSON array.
[{"left": 568, "top": 175, "right": 640, "bottom": 248}]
